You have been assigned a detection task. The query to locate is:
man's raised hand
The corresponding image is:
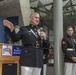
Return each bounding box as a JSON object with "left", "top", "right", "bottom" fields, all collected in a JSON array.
[{"left": 3, "top": 20, "right": 14, "bottom": 32}]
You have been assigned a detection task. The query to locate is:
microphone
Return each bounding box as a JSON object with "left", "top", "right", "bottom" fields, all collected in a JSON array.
[
  {"left": 40, "top": 27, "right": 45, "bottom": 32},
  {"left": 39, "top": 27, "right": 46, "bottom": 40}
]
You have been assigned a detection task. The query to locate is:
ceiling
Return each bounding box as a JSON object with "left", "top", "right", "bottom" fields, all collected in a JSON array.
[
  {"left": 0, "top": 0, "right": 76, "bottom": 29},
  {"left": 30, "top": 0, "right": 76, "bottom": 29},
  {"left": 0, "top": 0, "right": 19, "bottom": 16}
]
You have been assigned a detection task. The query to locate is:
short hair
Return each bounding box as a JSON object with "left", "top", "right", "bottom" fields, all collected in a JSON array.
[
  {"left": 30, "top": 12, "right": 40, "bottom": 17},
  {"left": 66, "top": 26, "right": 73, "bottom": 30}
]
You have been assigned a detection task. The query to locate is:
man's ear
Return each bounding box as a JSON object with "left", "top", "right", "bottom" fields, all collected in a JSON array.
[{"left": 30, "top": 17, "right": 32, "bottom": 22}]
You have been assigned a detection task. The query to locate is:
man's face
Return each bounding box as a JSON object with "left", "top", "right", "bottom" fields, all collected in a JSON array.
[
  {"left": 30, "top": 14, "right": 40, "bottom": 26},
  {"left": 66, "top": 28, "right": 73, "bottom": 36}
]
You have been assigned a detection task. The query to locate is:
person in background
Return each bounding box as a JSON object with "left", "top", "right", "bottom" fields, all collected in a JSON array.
[
  {"left": 43, "top": 47, "right": 50, "bottom": 75},
  {"left": 49, "top": 45, "right": 54, "bottom": 59},
  {"left": 41, "top": 45, "right": 54, "bottom": 75},
  {"left": 3, "top": 12, "right": 50, "bottom": 75},
  {"left": 62, "top": 26, "right": 76, "bottom": 75}
]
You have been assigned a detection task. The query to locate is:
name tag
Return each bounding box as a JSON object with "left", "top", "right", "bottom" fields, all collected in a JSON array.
[{"left": 67, "top": 48, "right": 74, "bottom": 51}]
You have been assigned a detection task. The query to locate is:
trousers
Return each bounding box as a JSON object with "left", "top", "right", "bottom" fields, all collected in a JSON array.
[
  {"left": 21, "top": 66, "right": 41, "bottom": 75},
  {"left": 64, "top": 63, "right": 76, "bottom": 75},
  {"left": 43, "top": 64, "right": 47, "bottom": 75}
]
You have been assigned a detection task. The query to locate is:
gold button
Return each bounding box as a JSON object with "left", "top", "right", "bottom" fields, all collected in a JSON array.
[{"left": 25, "top": 51, "right": 27, "bottom": 53}]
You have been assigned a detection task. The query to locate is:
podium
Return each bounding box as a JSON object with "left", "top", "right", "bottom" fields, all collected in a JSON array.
[{"left": 0, "top": 44, "right": 21, "bottom": 75}]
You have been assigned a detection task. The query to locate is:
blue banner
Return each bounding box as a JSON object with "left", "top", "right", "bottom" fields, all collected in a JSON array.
[{"left": 12, "top": 46, "right": 22, "bottom": 56}]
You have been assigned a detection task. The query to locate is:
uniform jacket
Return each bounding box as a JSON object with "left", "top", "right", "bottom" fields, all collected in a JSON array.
[
  {"left": 62, "top": 35, "right": 76, "bottom": 63},
  {"left": 10, "top": 24, "right": 50, "bottom": 68}
]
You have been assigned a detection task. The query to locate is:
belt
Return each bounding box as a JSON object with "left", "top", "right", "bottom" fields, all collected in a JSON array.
[
  {"left": 67, "top": 48, "right": 75, "bottom": 51},
  {"left": 23, "top": 44, "right": 40, "bottom": 48}
]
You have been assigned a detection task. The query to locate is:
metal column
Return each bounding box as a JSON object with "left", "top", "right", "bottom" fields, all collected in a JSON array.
[{"left": 53, "top": 0, "right": 64, "bottom": 75}]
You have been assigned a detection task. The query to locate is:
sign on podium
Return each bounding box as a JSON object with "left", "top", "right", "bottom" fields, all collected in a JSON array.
[{"left": 0, "top": 44, "right": 22, "bottom": 75}]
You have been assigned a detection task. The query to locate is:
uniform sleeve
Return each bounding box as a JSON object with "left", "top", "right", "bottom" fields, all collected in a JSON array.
[
  {"left": 42, "top": 38, "right": 50, "bottom": 49},
  {"left": 74, "top": 40, "right": 76, "bottom": 49},
  {"left": 10, "top": 27, "right": 23, "bottom": 42},
  {"left": 62, "top": 38, "right": 73, "bottom": 59},
  {"left": 75, "top": 44, "right": 76, "bottom": 49}
]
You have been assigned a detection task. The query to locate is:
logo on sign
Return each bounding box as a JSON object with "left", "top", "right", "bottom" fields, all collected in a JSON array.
[
  {"left": 3, "top": 48, "right": 12, "bottom": 54},
  {"left": 2, "top": 45, "right": 12, "bottom": 56}
]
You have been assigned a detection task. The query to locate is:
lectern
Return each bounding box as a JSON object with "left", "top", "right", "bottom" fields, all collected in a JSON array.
[{"left": 0, "top": 44, "right": 22, "bottom": 75}]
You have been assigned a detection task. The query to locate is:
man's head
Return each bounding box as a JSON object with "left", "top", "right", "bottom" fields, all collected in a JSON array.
[
  {"left": 30, "top": 12, "right": 40, "bottom": 26},
  {"left": 66, "top": 26, "right": 74, "bottom": 36}
]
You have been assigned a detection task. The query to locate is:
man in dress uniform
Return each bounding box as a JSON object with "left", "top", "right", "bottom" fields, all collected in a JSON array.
[
  {"left": 3, "top": 12, "right": 50, "bottom": 75},
  {"left": 62, "top": 26, "right": 76, "bottom": 75},
  {"left": 41, "top": 44, "right": 50, "bottom": 75}
]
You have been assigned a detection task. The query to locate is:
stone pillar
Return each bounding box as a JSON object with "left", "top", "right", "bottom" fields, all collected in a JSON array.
[
  {"left": 53, "top": 0, "right": 64, "bottom": 75},
  {"left": 19, "top": 0, "right": 31, "bottom": 26}
]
